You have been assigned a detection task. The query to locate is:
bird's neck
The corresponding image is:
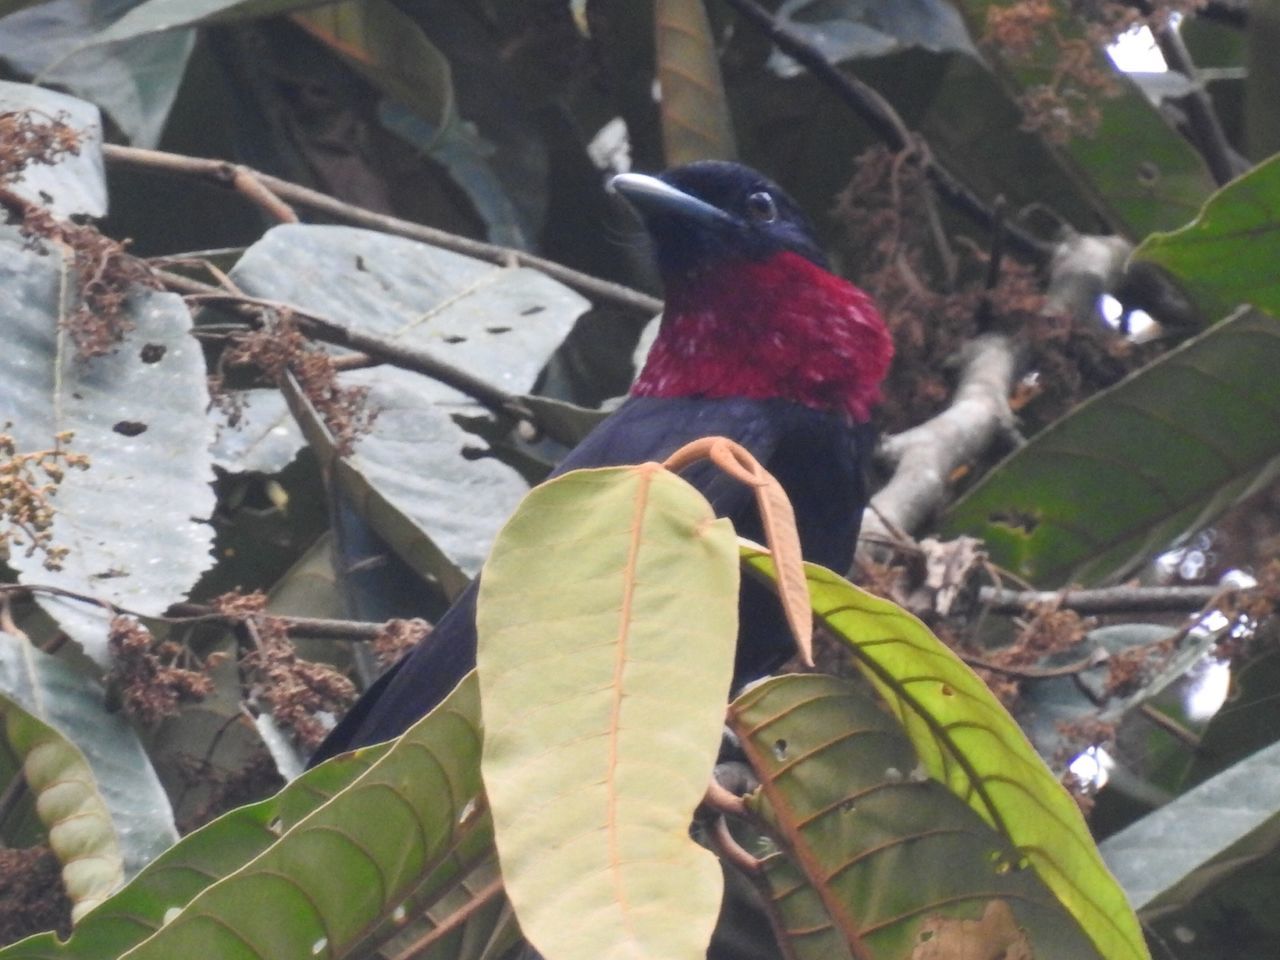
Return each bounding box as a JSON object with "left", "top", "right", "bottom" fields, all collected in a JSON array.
[{"left": 632, "top": 251, "right": 892, "bottom": 423}]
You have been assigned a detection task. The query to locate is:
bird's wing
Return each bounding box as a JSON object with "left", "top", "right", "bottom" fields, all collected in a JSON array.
[{"left": 309, "top": 395, "right": 865, "bottom": 763}]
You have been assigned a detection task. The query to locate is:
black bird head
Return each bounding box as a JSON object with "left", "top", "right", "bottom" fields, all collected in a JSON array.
[
  {"left": 609, "top": 160, "right": 828, "bottom": 282},
  {"left": 610, "top": 160, "right": 892, "bottom": 424}
]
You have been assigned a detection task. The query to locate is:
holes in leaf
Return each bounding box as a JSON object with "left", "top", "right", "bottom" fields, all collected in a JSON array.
[
  {"left": 312, "top": 937, "right": 328, "bottom": 955},
  {"left": 940, "top": 683, "right": 954, "bottom": 697},
  {"left": 443, "top": 335, "right": 467, "bottom": 344},
  {"left": 1136, "top": 161, "right": 1161, "bottom": 186},
  {"left": 989, "top": 509, "right": 1039, "bottom": 535},
  {"left": 113, "top": 420, "right": 147, "bottom": 436},
  {"left": 140, "top": 343, "right": 166, "bottom": 363},
  {"left": 520, "top": 305, "right": 544, "bottom": 316},
  {"left": 486, "top": 326, "right": 512, "bottom": 335},
  {"left": 772, "top": 739, "right": 788, "bottom": 760}
]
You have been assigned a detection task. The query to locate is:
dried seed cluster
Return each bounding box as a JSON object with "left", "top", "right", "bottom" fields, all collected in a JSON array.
[
  {"left": 106, "top": 616, "right": 215, "bottom": 725},
  {"left": 0, "top": 427, "right": 89, "bottom": 570},
  {"left": 983, "top": 0, "right": 1205, "bottom": 143}
]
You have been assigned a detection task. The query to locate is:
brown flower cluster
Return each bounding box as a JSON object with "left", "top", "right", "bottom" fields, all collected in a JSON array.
[
  {"left": 373, "top": 617, "right": 431, "bottom": 667},
  {"left": 242, "top": 616, "right": 356, "bottom": 751},
  {"left": 982, "top": 1, "right": 1205, "bottom": 143},
  {"left": 106, "top": 616, "right": 215, "bottom": 725},
  {"left": 833, "top": 145, "right": 1152, "bottom": 438},
  {"left": 1, "top": 111, "right": 158, "bottom": 359},
  {"left": 217, "top": 318, "right": 375, "bottom": 455},
  {"left": 0, "top": 109, "right": 80, "bottom": 182},
  {"left": 0, "top": 427, "right": 89, "bottom": 570}
]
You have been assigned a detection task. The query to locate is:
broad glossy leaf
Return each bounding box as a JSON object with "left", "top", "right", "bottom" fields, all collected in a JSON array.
[
  {"left": 0, "top": 81, "right": 105, "bottom": 218},
  {"left": 1100, "top": 737, "right": 1280, "bottom": 920},
  {"left": 1134, "top": 152, "right": 1280, "bottom": 319},
  {"left": 951, "top": 0, "right": 1215, "bottom": 237},
  {"left": 655, "top": 0, "right": 737, "bottom": 164},
  {"left": 83, "top": 0, "right": 333, "bottom": 43},
  {"left": 731, "top": 675, "right": 1101, "bottom": 960},
  {"left": 943, "top": 308, "right": 1280, "bottom": 586},
  {"left": 0, "top": 695, "right": 119, "bottom": 922},
  {"left": 209, "top": 389, "right": 304, "bottom": 475},
  {"left": 0, "top": 739, "right": 390, "bottom": 959},
  {"left": 742, "top": 548, "right": 1149, "bottom": 960},
  {"left": 478, "top": 466, "right": 740, "bottom": 960},
  {"left": 0, "top": 228, "right": 216, "bottom": 663},
  {"left": 0, "top": 0, "right": 192, "bottom": 147},
  {"left": 229, "top": 224, "right": 587, "bottom": 593},
  {"left": 0, "top": 631, "right": 177, "bottom": 916},
  {"left": 0, "top": 675, "right": 487, "bottom": 960},
  {"left": 765, "top": 0, "right": 976, "bottom": 75}
]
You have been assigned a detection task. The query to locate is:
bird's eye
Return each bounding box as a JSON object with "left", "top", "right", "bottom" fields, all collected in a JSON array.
[{"left": 745, "top": 191, "right": 777, "bottom": 223}]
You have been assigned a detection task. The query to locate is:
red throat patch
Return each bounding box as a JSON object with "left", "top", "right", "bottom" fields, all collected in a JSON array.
[{"left": 632, "top": 251, "right": 893, "bottom": 423}]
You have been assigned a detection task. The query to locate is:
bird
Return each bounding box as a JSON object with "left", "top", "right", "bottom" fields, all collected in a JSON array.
[{"left": 309, "top": 160, "right": 893, "bottom": 765}]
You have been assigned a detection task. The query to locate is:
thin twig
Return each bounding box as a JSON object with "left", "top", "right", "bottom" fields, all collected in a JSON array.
[
  {"left": 1152, "top": 22, "right": 1248, "bottom": 185},
  {"left": 962, "top": 652, "right": 1100, "bottom": 679},
  {"left": 722, "top": 0, "right": 1054, "bottom": 265},
  {"left": 1, "top": 584, "right": 401, "bottom": 640},
  {"left": 1137, "top": 702, "right": 1203, "bottom": 749},
  {"left": 100, "top": 143, "right": 663, "bottom": 317},
  {"left": 978, "top": 584, "right": 1226, "bottom": 615},
  {"left": 230, "top": 167, "right": 299, "bottom": 223},
  {"left": 386, "top": 879, "right": 506, "bottom": 960},
  {"left": 158, "top": 270, "right": 584, "bottom": 446}
]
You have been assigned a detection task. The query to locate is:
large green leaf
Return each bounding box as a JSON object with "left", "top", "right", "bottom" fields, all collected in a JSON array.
[
  {"left": 0, "top": 82, "right": 106, "bottom": 218},
  {"left": 950, "top": 0, "right": 1216, "bottom": 237},
  {"left": 1134, "top": 152, "right": 1280, "bottom": 319},
  {"left": 0, "top": 675, "right": 488, "bottom": 960},
  {"left": 1100, "top": 738, "right": 1280, "bottom": 957},
  {"left": 81, "top": 0, "right": 332, "bottom": 44},
  {"left": 0, "top": 228, "right": 216, "bottom": 663},
  {"left": 477, "top": 465, "right": 739, "bottom": 960},
  {"left": 227, "top": 223, "right": 588, "bottom": 594},
  {"left": 730, "top": 674, "right": 1101, "bottom": 960},
  {"left": 0, "top": 696, "right": 120, "bottom": 923},
  {"left": 1101, "top": 736, "right": 1280, "bottom": 912},
  {"left": 0, "top": 631, "right": 177, "bottom": 916},
  {"left": 0, "top": 0, "right": 193, "bottom": 147},
  {"left": 0, "top": 739, "right": 390, "bottom": 959},
  {"left": 655, "top": 0, "right": 737, "bottom": 164},
  {"left": 742, "top": 548, "right": 1149, "bottom": 960},
  {"left": 764, "top": 0, "right": 976, "bottom": 72},
  {"left": 209, "top": 389, "right": 305, "bottom": 476},
  {"left": 942, "top": 308, "right": 1280, "bottom": 586}
]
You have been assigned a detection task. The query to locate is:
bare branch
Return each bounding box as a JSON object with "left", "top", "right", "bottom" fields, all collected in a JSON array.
[
  {"left": 721, "top": 0, "right": 1054, "bottom": 265},
  {"left": 977, "top": 583, "right": 1225, "bottom": 615},
  {"left": 861, "top": 334, "right": 1018, "bottom": 549},
  {"left": 101, "top": 143, "right": 662, "bottom": 317},
  {"left": 157, "top": 270, "right": 587, "bottom": 446},
  {"left": 1154, "top": 22, "right": 1250, "bottom": 186}
]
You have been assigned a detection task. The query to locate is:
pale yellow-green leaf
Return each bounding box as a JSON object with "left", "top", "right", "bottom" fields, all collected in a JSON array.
[
  {"left": 1, "top": 698, "right": 122, "bottom": 921},
  {"left": 742, "top": 546, "right": 1149, "bottom": 960},
  {"left": 478, "top": 465, "right": 740, "bottom": 960}
]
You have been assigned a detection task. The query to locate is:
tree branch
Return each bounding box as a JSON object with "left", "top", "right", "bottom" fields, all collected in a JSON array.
[
  {"left": 0, "top": 584, "right": 403, "bottom": 640},
  {"left": 1153, "top": 21, "right": 1250, "bottom": 185},
  {"left": 861, "top": 334, "right": 1018, "bottom": 548},
  {"left": 157, "top": 270, "right": 583, "bottom": 446},
  {"left": 721, "top": 0, "right": 1054, "bottom": 265},
  {"left": 977, "top": 583, "right": 1225, "bottom": 615},
  {"left": 100, "top": 143, "right": 663, "bottom": 317}
]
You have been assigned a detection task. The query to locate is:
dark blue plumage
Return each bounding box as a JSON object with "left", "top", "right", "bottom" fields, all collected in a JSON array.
[{"left": 310, "top": 162, "right": 891, "bottom": 765}]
